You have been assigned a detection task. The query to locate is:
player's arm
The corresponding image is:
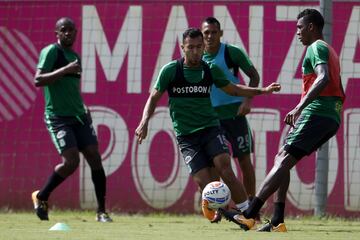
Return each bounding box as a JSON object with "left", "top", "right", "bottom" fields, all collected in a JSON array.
[
  {"left": 221, "top": 82, "right": 280, "bottom": 97},
  {"left": 297, "top": 63, "right": 329, "bottom": 109},
  {"left": 228, "top": 45, "right": 260, "bottom": 88},
  {"left": 229, "top": 45, "right": 260, "bottom": 114},
  {"left": 243, "top": 66, "right": 260, "bottom": 88},
  {"left": 135, "top": 89, "right": 163, "bottom": 144},
  {"left": 211, "top": 63, "right": 279, "bottom": 96},
  {"left": 284, "top": 63, "right": 329, "bottom": 126},
  {"left": 238, "top": 66, "right": 260, "bottom": 115},
  {"left": 135, "top": 61, "right": 174, "bottom": 143},
  {"left": 34, "top": 59, "right": 81, "bottom": 87}
]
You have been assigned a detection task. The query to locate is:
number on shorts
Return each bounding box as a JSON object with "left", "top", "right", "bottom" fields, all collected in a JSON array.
[{"left": 237, "top": 134, "right": 249, "bottom": 150}]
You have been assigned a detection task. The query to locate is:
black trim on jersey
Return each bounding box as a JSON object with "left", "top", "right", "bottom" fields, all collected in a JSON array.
[
  {"left": 167, "top": 58, "right": 213, "bottom": 98},
  {"left": 52, "top": 43, "right": 81, "bottom": 79},
  {"left": 224, "top": 44, "right": 239, "bottom": 77}
]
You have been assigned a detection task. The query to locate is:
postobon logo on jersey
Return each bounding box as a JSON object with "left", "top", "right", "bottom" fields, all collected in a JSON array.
[
  {"left": 0, "top": 27, "right": 38, "bottom": 122},
  {"left": 172, "top": 85, "right": 211, "bottom": 94}
]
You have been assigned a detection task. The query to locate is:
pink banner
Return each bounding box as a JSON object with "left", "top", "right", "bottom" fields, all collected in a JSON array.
[{"left": 0, "top": 1, "right": 359, "bottom": 216}]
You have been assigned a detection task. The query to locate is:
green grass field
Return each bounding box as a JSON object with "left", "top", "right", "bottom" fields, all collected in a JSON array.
[{"left": 1, "top": 210, "right": 360, "bottom": 240}]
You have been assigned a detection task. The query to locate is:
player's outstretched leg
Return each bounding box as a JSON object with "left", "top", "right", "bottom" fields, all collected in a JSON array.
[{"left": 219, "top": 208, "right": 255, "bottom": 231}]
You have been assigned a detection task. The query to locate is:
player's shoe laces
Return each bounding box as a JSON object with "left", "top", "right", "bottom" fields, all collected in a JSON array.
[
  {"left": 96, "top": 212, "right": 113, "bottom": 222},
  {"left": 31, "top": 190, "right": 49, "bottom": 221},
  {"left": 219, "top": 208, "right": 255, "bottom": 231},
  {"left": 257, "top": 219, "right": 287, "bottom": 232}
]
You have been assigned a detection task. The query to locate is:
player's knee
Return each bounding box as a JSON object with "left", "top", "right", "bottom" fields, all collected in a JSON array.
[
  {"left": 55, "top": 160, "right": 79, "bottom": 176},
  {"left": 86, "top": 155, "right": 103, "bottom": 170},
  {"left": 193, "top": 178, "right": 208, "bottom": 191},
  {"left": 218, "top": 168, "right": 237, "bottom": 185},
  {"left": 239, "top": 160, "right": 253, "bottom": 172},
  {"left": 64, "top": 158, "right": 80, "bottom": 172},
  {"left": 213, "top": 153, "right": 231, "bottom": 168},
  {"left": 274, "top": 157, "right": 294, "bottom": 173}
]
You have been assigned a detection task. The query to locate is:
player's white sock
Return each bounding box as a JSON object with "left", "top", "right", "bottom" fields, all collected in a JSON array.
[{"left": 236, "top": 200, "right": 249, "bottom": 212}]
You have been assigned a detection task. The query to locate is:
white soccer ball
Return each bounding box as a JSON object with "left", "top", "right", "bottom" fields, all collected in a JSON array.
[{"left": 202, "top": 181, "right": 231, "bottom": 210}]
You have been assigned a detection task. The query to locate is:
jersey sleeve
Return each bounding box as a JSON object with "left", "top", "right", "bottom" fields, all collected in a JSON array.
[
  {"left": 308, "top": 40, "right": 329, "bottom": 69},
  {"left": 227, "top": 44, "right": 253, "bottom": 72},
  {"left": 154, "top": 60, "right": 177, "bottom": 92},
  {"left": 37, "top": 44, "right": 57, "bottom": 71},
  {"left": 210, "top": 63, "right": 230, "bottom": 88}
]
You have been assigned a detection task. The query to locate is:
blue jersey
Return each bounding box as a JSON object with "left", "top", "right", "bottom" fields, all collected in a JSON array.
[{"left": 203, "top": 43, "right": 243, "bottom": 107}]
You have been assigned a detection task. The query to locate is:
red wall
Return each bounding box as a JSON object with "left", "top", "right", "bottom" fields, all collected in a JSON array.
[{"left": 0, "top": 1, "right": 359, "bottom": 216}]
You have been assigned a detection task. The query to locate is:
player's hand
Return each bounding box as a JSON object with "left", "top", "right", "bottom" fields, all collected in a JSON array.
[
  {"left": 64, "top": 59, "right": 81, "bottom": 74},
  {"left": 284, "top": 107, "right": 301, "bottom": 127},
  {"left": 264, "top": 82, "right": 281, "bottom": 93},
  {"left": 135, "top": 121, "right": 148, "bottom": 144},
  {"left": 237, "top": 98, "right": 252, "bottom": 115}
]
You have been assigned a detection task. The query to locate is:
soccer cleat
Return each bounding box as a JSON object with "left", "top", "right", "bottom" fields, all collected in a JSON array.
[
  {"left": 31, "top": 190, "right": 49, "bottom": 221},
  {"left": 257, "top": 220, "right": 287, "bottom": 232},
  {"left": 201, "top": 199, "right": 215, "bottom": 221},
  {"left": 210, "top": 210, "right": 222, "bottom": 223},
  {"left": 219, "top": 208, "right": 255, "bottom": 231},
  {"left": 272, "top": 223, "right": 287, "bottom": 232},
  {"left": 96, "top": 212, "right": 113, "bottom": 222},
  {"left": 201, "top": 199, "right": 220, "bottom": 222}
]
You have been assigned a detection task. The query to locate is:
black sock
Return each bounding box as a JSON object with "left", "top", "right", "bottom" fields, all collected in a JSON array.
[
  {"left": 243, "top": 197, "right": 264, "bottom": 218},
  {"left": 91, "top": 168, "right": 106, "bottom": 213},
  {"left": 271, "top": 202, "right": 285, "bottom": 226},
  {"left": 37, "top": 172, "right": 65, "bottom": 201}
]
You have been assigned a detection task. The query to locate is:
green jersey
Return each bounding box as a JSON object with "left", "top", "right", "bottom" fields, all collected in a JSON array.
[
  {"left": 301, "top": 40, "right": 345, "bottom": 124},
  {"left": 37, "top": 44, "right": 85, "bottom": 117},
  {"left": 155, "top": 59, "right": 230, "bottom": 136}
]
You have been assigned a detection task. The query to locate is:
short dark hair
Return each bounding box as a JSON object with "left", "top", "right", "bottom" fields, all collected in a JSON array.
[
  {"left": 202, "top": 17, "right": 221, "bottom": 30},
  {"left": 55, "top": 17, "right": 75, "bottom": 30},
  {"left": 297, "top": 9, "right": 324, "bottom": 31},
  {"left": 182, "top": 28, "right": 203, "bottom": 42}
]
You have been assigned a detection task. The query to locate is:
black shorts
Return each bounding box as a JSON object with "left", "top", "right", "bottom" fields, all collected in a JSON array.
[
  {"left": 284, "top": 114, "right": 339, "bottom": 160},
  {"left": 45, "top": 111, "right": 98, "bottom": 154},
  {"left": 220, "top": 115, "right": 254, "bottom": 158},
  {"left": 176, "top": 126, "right": 229, "bottom": 175}
]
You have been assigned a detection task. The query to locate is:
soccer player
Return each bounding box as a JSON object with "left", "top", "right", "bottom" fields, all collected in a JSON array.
[
  {"left": 201, "top": 17, "right": 259, "bottom": 200},
  {"left": 32, "top": 17, "right": 112, "bottom": 222},
  {"left": 135, "top": 28, "right": 280, "bottom": 223},
  {"left": 221, "top": 9, "right": 345, "bottom": 232}
]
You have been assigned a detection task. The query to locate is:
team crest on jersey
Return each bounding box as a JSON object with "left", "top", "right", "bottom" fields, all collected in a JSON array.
[
  {"left": 57, "top": 130, "right": 66, "bottom": 139},
  {"left": 335, "top": 101, "right": 343, "bottom": 113}
]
